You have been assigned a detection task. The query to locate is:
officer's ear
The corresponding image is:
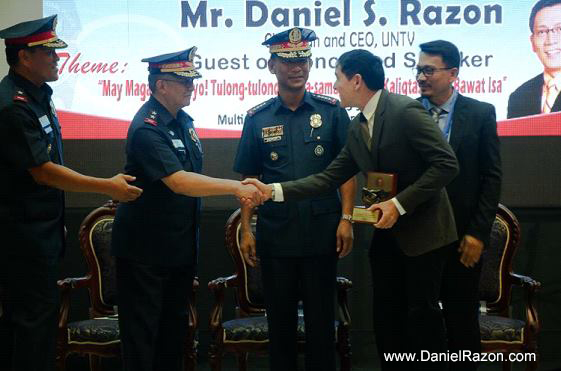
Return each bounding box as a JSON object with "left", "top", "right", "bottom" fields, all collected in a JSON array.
[
  {"left": 268, "top": 58, "right": 276, "bottom": 74},
  {"left": 17, "top": 48, "right": 33, "bottom": 68}
]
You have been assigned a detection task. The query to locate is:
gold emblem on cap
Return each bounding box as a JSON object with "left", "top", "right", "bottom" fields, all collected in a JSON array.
[
  {"left": 310, "top": 114, "right": 322, "bottom": 129},
  {"left": 188, "top": 47, "right": 197, "bottom": 62},
  {"left": 314, "top": 144, "right": 324, "bottom": 156},
  {"left": 289, "top": 28, "right": 302, "bottom": 43},
  {"left": 270, "top": 151, "right": 279, "bottom": 161}
]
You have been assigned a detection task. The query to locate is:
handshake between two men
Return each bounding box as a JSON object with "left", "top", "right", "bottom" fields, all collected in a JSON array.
[{"left": 237, "top": 177, "right": 401, "bottom": 230}]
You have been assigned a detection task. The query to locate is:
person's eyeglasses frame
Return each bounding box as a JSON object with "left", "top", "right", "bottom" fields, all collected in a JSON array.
[
  {"left": 532, "top": 25, "right": 561, "bottom": 40},
  {"left": 414, "top": 66, "right": 454, "bottom": 77}
]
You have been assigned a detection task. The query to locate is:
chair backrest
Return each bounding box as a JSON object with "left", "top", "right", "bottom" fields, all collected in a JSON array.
[
  {"left": 225, "top": 209, "right": 266, "bottom": 316},
  {"left": 478, "top": 204, "right": 521, "bottom": 315},
  {"left": 78, "top": 201, "right": 118, "bottom": 317}
]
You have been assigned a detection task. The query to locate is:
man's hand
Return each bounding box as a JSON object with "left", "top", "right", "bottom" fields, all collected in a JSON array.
[
  {"left": 241, "top": 178, "right": 273, "bottom": 201},
  {"left": 458, "top": 235, "right": 484, "bottom": 268},
  {"left": 240, "top": 230, "right": 258, "bottom": 267},
  {"left": 336, "top": 220, "right": 354, "bottom": 258},
  {"left": 370, "top": 199, "right": 399, "bottom": 229},
  {"left": 235, "top": 183, "right": 264, "bottom": 207},
  {"left": 108, "top": 174, "right": 143, "bottom": 202}
]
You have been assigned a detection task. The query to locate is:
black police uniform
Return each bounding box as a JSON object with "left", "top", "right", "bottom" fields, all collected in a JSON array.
[
  {"left": 0, "top": 70, "right": 65, "bottom": 371},
  {"left": 111, "top": 94, "right": 202, "bottom": 371},
  {"left": 234, "top": 91, "right": 350, "bottom": 371}
]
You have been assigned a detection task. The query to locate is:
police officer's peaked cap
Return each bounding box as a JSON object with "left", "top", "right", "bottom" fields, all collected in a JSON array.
[
  {"left": 141, "top": 47, "right": 202, "bottom": 79},
  {"left": 262, "top": 27, "right": 317, "bottom": 60},
  {"left": 0, "top": 15, "right": 67, "bottom": 49}
]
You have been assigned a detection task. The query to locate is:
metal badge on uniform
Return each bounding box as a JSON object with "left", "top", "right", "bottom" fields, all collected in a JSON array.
[
  {"left": 39, "top": 115, "right": 52, "bottom": 134},
  {"left": 49, "top": 100, "right": 58, "bottom": 120},
  {"left": 262, "top": 125, "right": 284, "bottom": 143},
  {"left": 314, "top": 144, "right": 324, "bottom": 156},
  {"left": 172, "top": 139, "right": 185, "bottom": 149},
  {"left": 189, "top": 128, "right": 199, "bottom": 143},
  {"left": 189, "top": 127, "right": 203, "bottom": 152},
  {"left": 310, "top": 114, "right": 322, "bottom": 128},
  {"left": 47, "top": 143, "right": 52, "bottom": 153},
  {"left": 270, "top": 151, "right": 279, "bottom": 161},
  {"left": 169, "top": 130, "right": 175, "bottom": 136}
]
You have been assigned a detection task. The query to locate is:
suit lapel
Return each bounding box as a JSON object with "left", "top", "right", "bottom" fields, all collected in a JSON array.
[
  {"left": 552, "top": 88, "right": 561, "bottom": 112},
  {"left": 449, "top": 94, "right": 467, "bottom": 151},
  {"left": 370, "top": 90, "right": 388, "bottom": 169}
]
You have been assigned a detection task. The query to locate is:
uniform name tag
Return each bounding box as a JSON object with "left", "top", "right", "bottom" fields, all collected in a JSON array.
[
  {"left": 172, "top": 139, "right": 185, "bottom": 149},
  {"left": 262, "top": 125, "right": 283, "bottom": 143},
  {"left": 39, "top": 115, "right": 52, "bottom": 134}
]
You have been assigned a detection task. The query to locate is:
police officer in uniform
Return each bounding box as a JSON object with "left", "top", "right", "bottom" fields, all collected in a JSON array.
[
  {"left": 233, "top": 28, "right": 356, "bottom": 371},
  {"left": 112, "top": 48, "right": 263, "bottom": 371},
  {"left": 0, "top": 15, "right": 142, "bottom": 371}
]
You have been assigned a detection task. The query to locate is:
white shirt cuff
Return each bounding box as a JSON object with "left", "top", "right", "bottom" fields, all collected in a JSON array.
[
  {"left": 391, "top": 197, "right": 406, "bottom": 215},
  {"left": 272, "top": 183, "right": 284, "bottom": 202}
]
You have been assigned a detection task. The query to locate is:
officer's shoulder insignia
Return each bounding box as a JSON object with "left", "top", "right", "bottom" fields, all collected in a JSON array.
[
  {"left": 144, "top": 110, "right": 158, "bottom": 126},
  {"left": 247, "top": 98, "right": 275, "bottom": 117},
  {"left": 12, "top": 90, "right": 28, "bottom": 103},
  {"left": 311, "top": 93, "right": 337, "bottom": 106}
]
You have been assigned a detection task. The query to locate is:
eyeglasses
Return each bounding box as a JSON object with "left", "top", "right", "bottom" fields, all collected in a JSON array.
[
  {"left": 159, "top": 78, "right": 194, "bottom": 87},
  {"left": 533, "top": 25, "right": 561, "bottom": 40},
  {"left": 414, "top": 66, "right": 453, "bottom": 77}
]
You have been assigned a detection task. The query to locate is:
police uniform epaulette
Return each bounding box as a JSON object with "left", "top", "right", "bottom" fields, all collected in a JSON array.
[
  {"left": 247, "top": 98, "right": 275, "bottom": 117},
  {"left": 311, "top": 93, "right": 337, "bottom": 105},
  {"left": 12, "top": 89, "right": 28, "bottom": 103},
  {"left": 144, "top": 110, "right": 159, "bottom": 126}
]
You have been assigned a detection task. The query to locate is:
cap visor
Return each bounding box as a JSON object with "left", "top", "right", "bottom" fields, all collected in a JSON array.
[
  {"left": 42, "top": 38, "right": 68, "bottom": 49},
  {"left": 173, "top": 70, "right": 202, "bottom": 79}
]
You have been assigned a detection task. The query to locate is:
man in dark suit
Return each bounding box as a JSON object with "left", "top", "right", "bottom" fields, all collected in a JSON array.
[
  {"left": 507, "top": 0, "right": 561, "bottom": 118},
  {"left": 244, "top": 49, "right": 459, "bottom": 371},
  {"left": 416, "top": 40, "right": 502, "bottom": 371}
]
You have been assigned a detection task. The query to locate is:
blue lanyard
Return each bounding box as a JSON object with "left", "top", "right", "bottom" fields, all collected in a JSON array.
[{"left": 422, "top": 91, "right": 458, "bottom": 142}]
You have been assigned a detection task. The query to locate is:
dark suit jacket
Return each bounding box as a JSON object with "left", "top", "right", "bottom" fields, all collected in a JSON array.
[
  {"left": 507, "top": 73, "right": 561, "bottom": 118},
  {"left": 280, "top": 90, "right": 459, "bottom": 256},
  {"left": 422, "top": 94, "right": 502, "bottom": 247}
]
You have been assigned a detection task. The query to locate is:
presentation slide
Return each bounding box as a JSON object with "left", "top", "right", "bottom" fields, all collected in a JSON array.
[{"left": 43, "top": 0, "right": 561, "bottom": 139}]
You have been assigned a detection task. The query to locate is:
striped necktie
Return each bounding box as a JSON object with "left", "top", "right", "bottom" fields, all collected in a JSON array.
[
  {"left": 543, "top": 79, "right": 559, "bottom": 114},
  {"left": 431, "top": 106, "right": 442, "bottom": 125}
]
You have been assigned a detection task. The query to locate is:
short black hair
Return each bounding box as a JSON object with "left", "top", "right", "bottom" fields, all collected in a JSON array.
[
  {"left": 336, "top": 49, "right": 384, "bottom": 91},
  {"left": 419, "top": 40, "right": 460, "bottom": 69},
  {"left": 4, "top": 46, "right": 42, "bottom": 67},
  {"left": 529, "top": 0, "right": 561, "bottom": 32},
  {"left": 6, "top": 46, "right": 39, "bottom": 67}
]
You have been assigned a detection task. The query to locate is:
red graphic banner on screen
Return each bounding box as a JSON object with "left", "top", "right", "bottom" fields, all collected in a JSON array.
[
  {"left": 58, "top": 110, "right": 561, "bottom": 139},
  {"left": 497, "top": 112, "right": 561, "bottom": 137}
]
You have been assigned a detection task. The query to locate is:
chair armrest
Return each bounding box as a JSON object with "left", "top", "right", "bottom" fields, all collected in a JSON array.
[
  {"left": 57, "top": 277, "right": 90, "bottom": 330},
  {"left": 208, "top": 275, "right": 238, "bottom": 332},
  {"left": 336, "top": 277, "right": 352, "bottom": 327},
  {"left": 510, "top": 273, "right": 540, "bottom": 290},
  {"left": 510, "top": 273, "right": 541, "bottom": 334}
]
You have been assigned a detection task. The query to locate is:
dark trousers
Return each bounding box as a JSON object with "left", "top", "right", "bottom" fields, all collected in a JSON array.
[
  {"left": 370, "top": 230, "right": 449, "bottom": 371},
  {"left": 0, "top": 255, "right": 59, "bottom": 371},
  {"left": 116, "top": 257, "right": 194, "bottom": 371},
  {"left": 440, "top": 242, "right": 482, "bottom": 371},
  {"left": 260, "top": 254, "right": 337, "bottom": 371}
]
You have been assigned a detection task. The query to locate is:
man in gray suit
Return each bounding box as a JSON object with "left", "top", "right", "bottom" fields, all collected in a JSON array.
[{"left": 244, "top": 49, "right": 458, "bottom": 370}]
